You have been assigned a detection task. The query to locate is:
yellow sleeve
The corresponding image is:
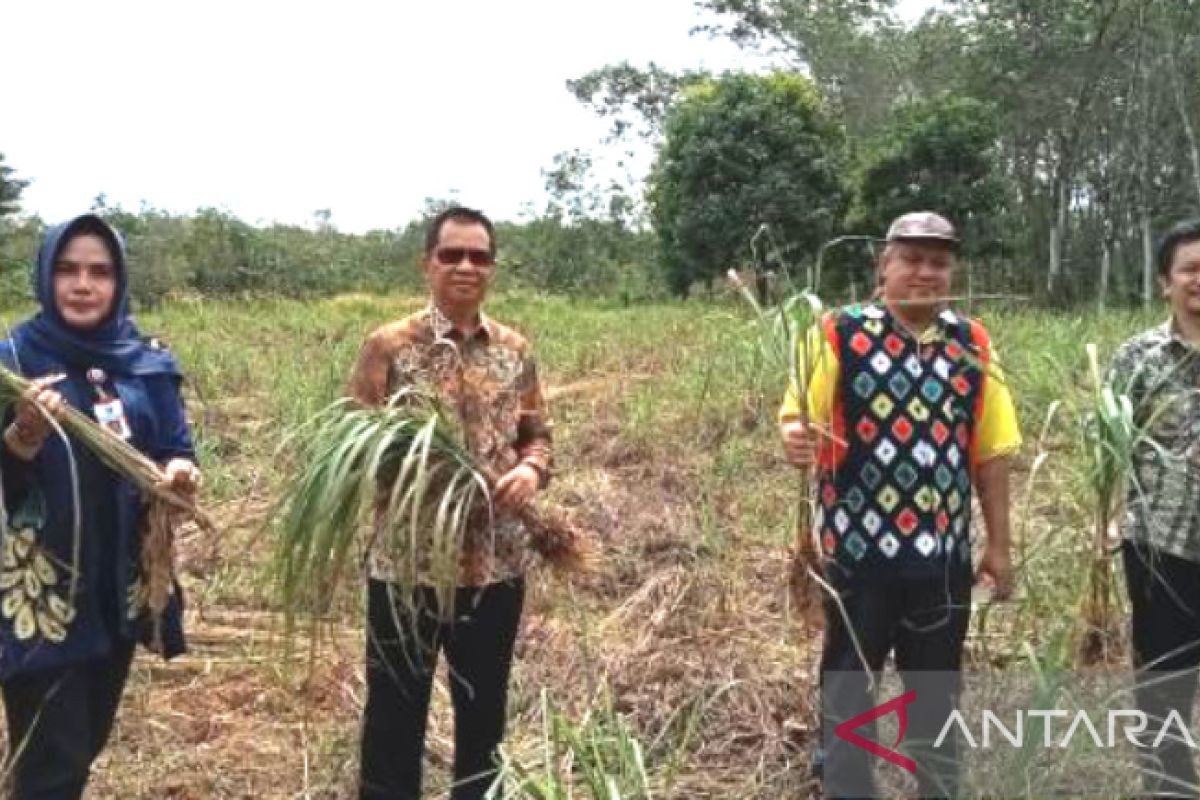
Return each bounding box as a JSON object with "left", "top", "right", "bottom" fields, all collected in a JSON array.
[
  {"left": 976, "top": 349, "right": 1022, "bottom": 461},
  {"left": 778, "top": 326, "right": 839, "bottom": 426}
]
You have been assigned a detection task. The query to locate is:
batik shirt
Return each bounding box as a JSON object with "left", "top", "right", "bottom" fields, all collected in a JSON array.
[
  {"left": 1110, "top": 321, "right": 1200, "bottom": 563},
  {"left": 780, "top": 303, "right": 1022, "bottom": 577},
  {"left": 347, "top": 305, "right": 552, "bottom": 586}
]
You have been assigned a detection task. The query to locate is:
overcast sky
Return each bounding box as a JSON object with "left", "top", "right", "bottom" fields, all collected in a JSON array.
[{"left": 5, "top": 0, "right": 935, "bottom": 232}]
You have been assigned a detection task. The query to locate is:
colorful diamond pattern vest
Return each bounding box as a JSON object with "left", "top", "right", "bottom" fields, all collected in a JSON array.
[{"left": 818, "top": 303, "right": 988, "bottom": 577}]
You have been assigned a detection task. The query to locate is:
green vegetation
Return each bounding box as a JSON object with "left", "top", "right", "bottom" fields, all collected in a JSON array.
[
  {"left": 575, "top": 0, "right": 1200, "bottom": 303},
  {"left": 0, "top": 153, "right": 25, "bottom": 221},
  {"left": 2, "top": 2, "right": 1198, "bottom": 794},
  {"left": 5, "top": 4, "right": 1199, "bottom": 306},
  {"left": 850, "top": 96, "right": 1008, "bottom": 261},
  {"left": 649, "top": 72, "right": 846, "bottom": 296},
  {"left": 274, "top": 391, "right": 487, "bottom": 631},
  {"left": 0, "top": 288, "right": 1142, "bottom": 797},
  {"left": 0, "top": 200, "right": 657, "bottom": 307}
]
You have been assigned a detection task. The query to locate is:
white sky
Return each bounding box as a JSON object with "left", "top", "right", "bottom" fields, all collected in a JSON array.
[{"left": 5, "top": 0, "right": 935, "bottom": 232}]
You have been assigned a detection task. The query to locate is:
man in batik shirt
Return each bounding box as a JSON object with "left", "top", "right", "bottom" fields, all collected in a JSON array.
[
  {"left": 348, "top": 206, "right": 551, "bottom": 800},
  {"left": 1112, "top": 218, "right": 1200, "bottom": 799},
  {"left": 779, "top": 212, "right": 1021, "bottom": 799}
]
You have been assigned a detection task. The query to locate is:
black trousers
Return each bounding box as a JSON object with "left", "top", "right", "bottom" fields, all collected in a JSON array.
[
  {"left": 359, "top": 577, "right": 525, "bottom": 800},
  {"left": 1, "top": 639, "right": 136, "bottom": 800},
  {"left": 1124, "top": 540, "right": 1200, "bottom": 799},
  {"left": 820, "top": 566, "right": 972, "bottom": 800}
]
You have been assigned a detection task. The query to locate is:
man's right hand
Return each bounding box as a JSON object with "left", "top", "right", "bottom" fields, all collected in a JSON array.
[{"left": 781, "top": 420, "right": 818, "bottom": 468}]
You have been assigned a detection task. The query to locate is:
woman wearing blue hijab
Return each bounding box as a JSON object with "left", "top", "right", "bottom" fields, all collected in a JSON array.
[{"left": 0, "top": 214, "right": 200, "bottom": 799}]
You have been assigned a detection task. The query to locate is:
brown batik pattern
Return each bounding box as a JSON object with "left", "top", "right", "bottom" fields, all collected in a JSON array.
[{"left": 347, "top": 305, "right": 552, "bottom": 586}]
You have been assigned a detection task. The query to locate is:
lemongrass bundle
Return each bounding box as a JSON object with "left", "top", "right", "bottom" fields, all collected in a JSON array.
[
  {"left": 728, "top": 269, "right": 826, "bottom": 626},
  {"left": 518, "top": 502, "right": 598, "bottom": 575},
  {"left": 0, "top": 365, "right": 213, "bottom": 649},
  {"left": 274, "top": 387, "right": 595, "bottom": 632},
  {"left": 782, "top": 298, "right": 828, "bottom": 630},
  {"left": 1077, "top": 343, "right": 1137, "bottom": 664},
  {"left": 0, "top": 367, "right": 212, "bottom": 527}
]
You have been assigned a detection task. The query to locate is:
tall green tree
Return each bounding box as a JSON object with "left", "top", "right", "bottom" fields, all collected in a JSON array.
[
  {"left": 850, "top": 96, "right": 1008, "bottom": 257},
  {"left": 699, "top": 0, "right": 907, "bottom": 139},
  {"left": 0, "top": 153, "right": 28, "bottom": 220},
  {"left": 497, "top": 152, "right": 657, "bottom": 300},
  {"left": 568, "top": 62, "right": 706, "bottom": 143},
  {"left": 696, "top": 0, "right": 1200, "bottom": 306},
  {"left": 649, "top": 72, "right": 847, "bottom": 296}
]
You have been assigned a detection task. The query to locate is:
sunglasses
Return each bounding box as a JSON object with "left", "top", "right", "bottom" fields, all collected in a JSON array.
[{"left": 433, "top": 247, "right": 495, "bottom": 268}]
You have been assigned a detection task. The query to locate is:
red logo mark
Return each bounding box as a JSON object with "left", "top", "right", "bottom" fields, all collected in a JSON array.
[{"left": 834, "top": 690, "right": 918, "bottom": 775}]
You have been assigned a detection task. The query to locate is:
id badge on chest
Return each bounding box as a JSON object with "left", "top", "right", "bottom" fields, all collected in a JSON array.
[
  {"left": 93, "top": 399, "right": 132, "bottom": 440},
  {"left": 88, "top": 368, "right": 132, "bottom": 441}
]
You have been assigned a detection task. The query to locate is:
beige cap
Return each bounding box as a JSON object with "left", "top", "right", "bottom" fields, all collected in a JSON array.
[{"left": 885, "top": 211, "right": 959, "bottom": 246}]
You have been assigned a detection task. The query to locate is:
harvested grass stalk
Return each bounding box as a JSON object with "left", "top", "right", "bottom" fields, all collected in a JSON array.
[
  {"left": 788, "top": 510, "right": 823, "bottom": 629},
  {"left": 1077, "top": 343, "right": 1135, "bottom": 664},
  {"left": 727, "top": 269, "right": 826, "bottom": 628},
  {"left": 274, "top": 388, "right": 595, "bottom": 634},
  {"left": 0, "top": 365, "right": 213, "bottom": 649},
  {"left": 1075, "top": 343, "right": 1191, "bottom": 664},
  {"left": 140, "top": 500, "right": 179, "bottom": 648},
  {"left": 506, "top": 499, "right": 598, "bottom": 576},
  {"left": 462, "top": 457, "right": 597, "bottom": 576},
  {"left": 0, "top": 368, "right": 212, "bottom": 524}
]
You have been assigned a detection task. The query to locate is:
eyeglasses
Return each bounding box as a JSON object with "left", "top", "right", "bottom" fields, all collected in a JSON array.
[{"left": 433, "top": 247, "right": 495, "bottom": 268}]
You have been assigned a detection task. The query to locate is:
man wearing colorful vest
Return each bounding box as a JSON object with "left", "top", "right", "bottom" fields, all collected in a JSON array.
[{"left": 779, "top": 212, "right": 1021, "bottom": 798}]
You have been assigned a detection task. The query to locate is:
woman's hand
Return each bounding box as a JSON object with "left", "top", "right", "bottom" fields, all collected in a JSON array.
[
  {"left": 5, "top": 374, "right": 67, "bottom": 460},
  {"left": 160, "top": 458, "right": 202, "bottom": 496}
]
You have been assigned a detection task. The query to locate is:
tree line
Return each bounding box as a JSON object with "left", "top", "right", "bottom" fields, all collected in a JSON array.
[
  {"left": 575, "top": 0, "right": 1200, "bottom": 305},
  {"left": 0, "top": 185, "right": 657, "bottom": 307},
  {"left": 4, "top": 0, "right": 1199, "bottom": 307}
]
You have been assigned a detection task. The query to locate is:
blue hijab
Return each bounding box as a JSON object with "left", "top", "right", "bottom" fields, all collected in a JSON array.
[{"left": 11, "top": 213, "right": 179, "bottom": 378}]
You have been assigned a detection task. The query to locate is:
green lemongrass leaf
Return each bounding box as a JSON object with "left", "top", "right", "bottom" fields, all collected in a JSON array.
[
  {"left": 275, "top": 386, "right": 496, "bottom": 640},
  {"left": 423, "top": 461, "right": 468, "bottom": 614},
  {"left": 403, "top": 417, "right": 440, "bottom": 581},
  {"left": 1086, "top": 342, "right": 1102, "bottom": 395},
  {"left": 306, "top": 419, "right": 379, "bottom": 561},
  {"left": 382, "top": 420, "right": 441, "bottom": 544},
  {"left": 779, "top": 295, "right": 822, "bottom": 376}
]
